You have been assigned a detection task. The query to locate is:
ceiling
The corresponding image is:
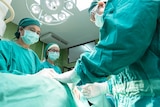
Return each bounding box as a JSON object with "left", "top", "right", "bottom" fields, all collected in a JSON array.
[{"left": 8, "top": 0, "right": 99, "bottom": 49}]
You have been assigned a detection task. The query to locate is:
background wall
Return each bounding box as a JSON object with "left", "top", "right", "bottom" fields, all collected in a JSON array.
[{"left": 60, "top": 49, "right": 76, "bottom": 72}]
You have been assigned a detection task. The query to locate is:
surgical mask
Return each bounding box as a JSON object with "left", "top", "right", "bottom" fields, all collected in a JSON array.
[
  {"left": 95, "top": 13, "right": 104, "bottom": 28},
  {"left": 21, "top": 30, "right": 39, "bottom": 45},
  {"left": 48, "top": 52, "right": 60, "bottom": 61}
]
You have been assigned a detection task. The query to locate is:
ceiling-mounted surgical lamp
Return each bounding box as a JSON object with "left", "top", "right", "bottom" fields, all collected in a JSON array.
[
  {"left": 25, "top": 0, "right": 93, "bottom": 26},
  {"left": 26, "top": 0, "right": 76, "bottom": 25}
]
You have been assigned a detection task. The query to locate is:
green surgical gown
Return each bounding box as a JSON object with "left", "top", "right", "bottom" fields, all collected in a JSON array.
[
  {"left": 75, "top": 0, "right": 160, "bottom": 86},
  {"left": 75, "top": 0, "right": 160, "bottom": 106},
  {"left": 0, "top": 40, "right": 41, "bottom": 74},
  {"left": 41, "top": 61, "right": 62, "bottom": 74}
]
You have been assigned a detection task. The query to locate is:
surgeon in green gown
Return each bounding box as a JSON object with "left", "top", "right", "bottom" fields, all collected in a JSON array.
[
  {"left": 51, "top": 0, "right": 160, "bottom": 106},
  {"left": 41, "top": 43, "right": 62, "bottom": 74},
  {"left": 0, "top": 18, "right": 42, "bottom": 74}
]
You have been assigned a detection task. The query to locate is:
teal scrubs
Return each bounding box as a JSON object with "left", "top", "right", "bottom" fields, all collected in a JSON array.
[
  {"left": 0, "top": 40, "right": 41, "bottom": 74},
  {"left": 75, "top": 0, "right": 160, "bottom": 106},
  {"left": 41, "top": 61, "right": 62, "bottom": 74}
]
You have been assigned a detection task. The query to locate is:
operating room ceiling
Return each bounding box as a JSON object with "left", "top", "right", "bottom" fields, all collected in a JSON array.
[{"left": 8, "top": 0, "right": 99, "bottom": 49}]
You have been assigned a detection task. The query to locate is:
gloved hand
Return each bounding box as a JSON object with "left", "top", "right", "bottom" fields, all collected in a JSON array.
[
  {"left": 34, "top": 68, "right": 57, "bottom": 79},
  {"left": 96, "top": 0, "right": 106, "bottom": 15},
  {"left": 90, "top": 0, "right": 107, "bottom": 22},
  {"left": 81, "top": 82, "right": 109, "bottom": 98},
  {"left": 53, "top": 69, "right": 81, "bottom": 84}
]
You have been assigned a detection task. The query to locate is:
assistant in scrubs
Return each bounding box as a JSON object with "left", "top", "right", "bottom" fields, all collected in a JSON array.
[
  {"left": 0, "top": 18, "right": 42, "bottom": 74},
  {"left": 52, "top": 0, "right": 160, "bottom": 106},
  {"left": 41, "top": 43, "right": 62, "bottom": 74}
]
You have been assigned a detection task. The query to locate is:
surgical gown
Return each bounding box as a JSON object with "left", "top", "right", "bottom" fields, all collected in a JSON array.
[
  {"left": 74, "top": 0, "right": 160, "bottom": 106},
  {"left": 41, "top": 61, "right": 62, "bottom": 74},
  {"left": 0, "top": 40, "right": 41, "bottom": 74}
]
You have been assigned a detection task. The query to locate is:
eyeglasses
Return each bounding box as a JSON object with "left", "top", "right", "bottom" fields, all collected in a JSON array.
[{"left": 48, "top": 49, "right": 60, "bottom": 52}]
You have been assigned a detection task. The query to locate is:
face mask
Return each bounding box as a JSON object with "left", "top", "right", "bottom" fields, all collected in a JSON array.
[
  {"left": 48, "top": 52, "right": 60, "bottom": 61},
  {"left": 21, "top": 30, "right": 39, "bottom": 45},
  {"left": 95, "top": 13, "right": 104, "bottom": 28}
]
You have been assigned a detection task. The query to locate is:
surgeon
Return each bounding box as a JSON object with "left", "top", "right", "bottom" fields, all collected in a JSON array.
[
  {"left": 41, "top": 43, "right": 62, "bottom": 74},
  {"left": 50, "top": 0, "right": 160, "bottom": 106},
  {"left": 81, "top": 1, "right": 115, "bottom": 107},
  {"left": 0, "top": 17, "right": 42, "bottom": 74}
]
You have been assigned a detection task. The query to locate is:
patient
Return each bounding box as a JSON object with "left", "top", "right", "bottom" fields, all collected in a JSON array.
[{"left": 0, "top": 73, "right": 79, "bottom": 107}]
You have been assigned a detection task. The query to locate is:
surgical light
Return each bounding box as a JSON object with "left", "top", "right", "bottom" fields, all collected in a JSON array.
[
  {"left": 26, "top": 0, "right": 76, "bottom": 25},
  {"left": 31, "top": 4, "right": 41, "bottom": 14},
  {"left": 44, "top": 15, "right": 53, "bottom": 23},
  {"left": 58, "top": 13, "right": 66, "bottom": 21},
  {"left": 65, "top": 1, "right": 74, "bottom": 10},
  {"left": 26, "top": 0, "right": 93, "bottom": 25}
]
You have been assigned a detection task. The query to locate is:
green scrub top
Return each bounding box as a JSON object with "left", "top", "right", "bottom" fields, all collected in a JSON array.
[
  {"left": 41, "top": 61, "right": 62, "bottom": 74},
  {"left": 0, "top": 40, "right": 41, "bottom": 74},
  {"left": 75, "top": 0, "right": 160, "bottom": 85}
]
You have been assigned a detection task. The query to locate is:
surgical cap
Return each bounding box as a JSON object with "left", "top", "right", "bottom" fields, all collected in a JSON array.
[
  {"left": 43, "top": 43, "right": 59, "bottom": 59},
  {"left": 15, "top": 18, "right": 40, "bottom": 38}
]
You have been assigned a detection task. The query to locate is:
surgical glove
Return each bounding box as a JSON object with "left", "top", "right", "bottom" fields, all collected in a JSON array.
[
  {"left": 96, "top": 1, "right": 106, "bottom": 15},
  {"left": 81, "top": 82, "right": 109, "bottom": 98},
  {"left": 54, "top": 69, "right": 81, "bottom": 84},
  {"left": 35, "top": 68, "right": 57, "bottom": 79}
]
